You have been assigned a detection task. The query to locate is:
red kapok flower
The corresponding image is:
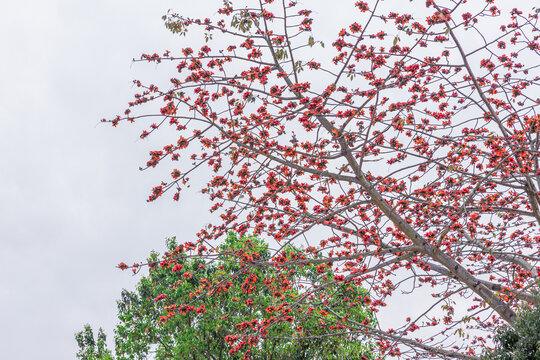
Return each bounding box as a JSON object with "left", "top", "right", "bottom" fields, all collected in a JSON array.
[
  {"left": 172, "top": 264, "right": 183, "bottom": 272},
  {"left": 154, "top": 294, "right": 167, "bottom": 302}
]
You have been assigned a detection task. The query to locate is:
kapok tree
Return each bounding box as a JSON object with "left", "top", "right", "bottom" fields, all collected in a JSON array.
[
  {"left": 78, "top": 233, "right": 377, "bottom": 359},
  {"left": 104, "top": 0, "right": 540, "bottom": 358}
]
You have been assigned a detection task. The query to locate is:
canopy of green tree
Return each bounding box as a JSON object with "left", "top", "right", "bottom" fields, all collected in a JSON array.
[{"left": 76, "top": 233, "right": 378, "bottom": 360}]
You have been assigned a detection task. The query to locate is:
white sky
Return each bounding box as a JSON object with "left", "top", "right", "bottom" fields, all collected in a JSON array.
[
  {"left": 0, "top": 1, "right": 222, "bottom": 358},
  {"left": 1, "top": 1, "right": 538, "bottom": 359}
]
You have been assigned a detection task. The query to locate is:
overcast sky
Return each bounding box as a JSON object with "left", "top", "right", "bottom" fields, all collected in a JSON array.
[
  {"left": 2, "top": 1, "right": 537, "bottom": 359},
  {"left": 0, "top": 1, "right": 223, "bottom": 359}
]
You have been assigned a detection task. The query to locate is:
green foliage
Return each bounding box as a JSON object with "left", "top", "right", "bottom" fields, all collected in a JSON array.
[
  {"left": 75, "top": 325, "right": 114, "bottom": 360},
  {"left": 483, "top": 305, "right": 540, "bottom": 360},
  {"left": 76, "top": 233, "right": 378, "bottom": 359}
]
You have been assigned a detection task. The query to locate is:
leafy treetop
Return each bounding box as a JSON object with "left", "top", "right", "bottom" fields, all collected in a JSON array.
[{"left": 78, "top": 233, "right": 378, "bottom": 360}]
